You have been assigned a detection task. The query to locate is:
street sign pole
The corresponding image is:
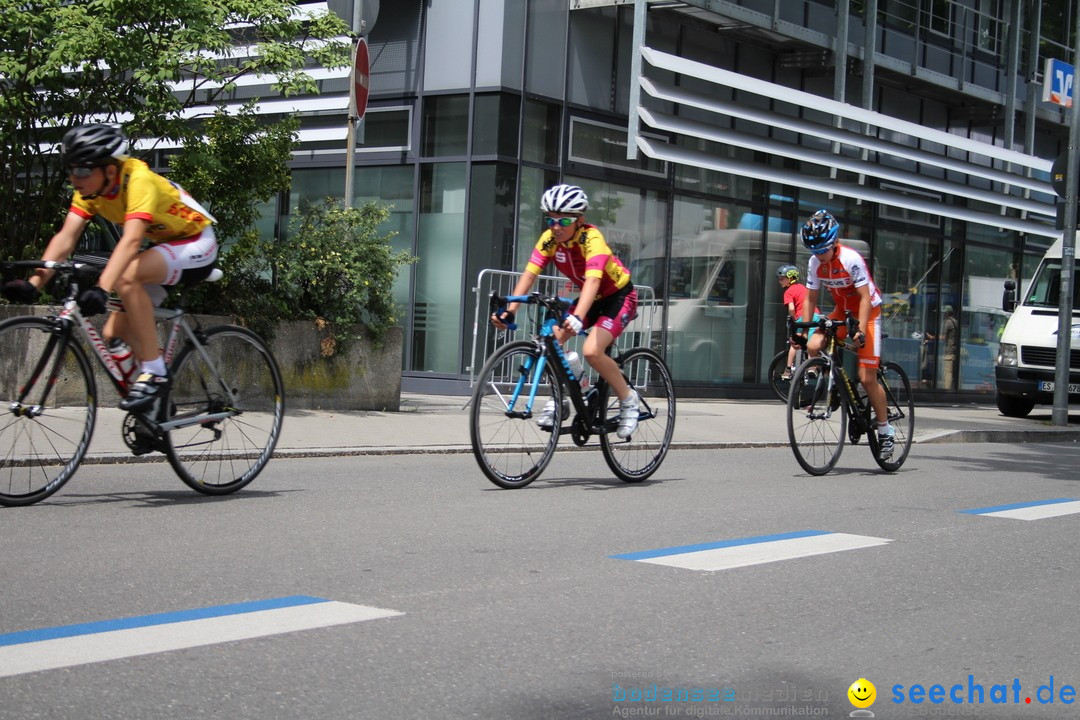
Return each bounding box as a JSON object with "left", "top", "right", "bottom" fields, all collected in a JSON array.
[{"left": 1052, "top": 15, "right": 1080, "bottom": 426}]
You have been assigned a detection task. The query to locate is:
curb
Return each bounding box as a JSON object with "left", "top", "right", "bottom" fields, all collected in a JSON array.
[{"left": 72, "top": 430, "right": 1080, "bottom": 466}]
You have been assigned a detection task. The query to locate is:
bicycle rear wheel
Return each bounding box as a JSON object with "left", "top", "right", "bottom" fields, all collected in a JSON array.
[
  {"left": 767, "top": 349, "right": 794, "bottom": 402},
  {"left": 787, "top": 357, "right": 846, "bottom": 476},
  {"left": 868, "top": 361, "right": 914, "bottom": 472},
  {"left": 470, "top": 341, "right": 563, "bottom": 488},
  {"left": 599, "top": 348, "right": 676, "bottom": 483},
  {"left": 164, "top": 325, "right": 284, "bottom": 495},
  {"left": 0, "top": 316, "right": 96, "bottom": 506}
]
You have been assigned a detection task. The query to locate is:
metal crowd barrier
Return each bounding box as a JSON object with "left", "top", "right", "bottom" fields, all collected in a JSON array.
[{"left": 469, "top": 268, "right": 657, "bottom": 388}]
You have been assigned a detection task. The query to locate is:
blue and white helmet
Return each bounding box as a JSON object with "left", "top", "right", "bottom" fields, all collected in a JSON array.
[
  {"left": 801, "top": 209, "right": 840, "bottom": 251},
  {"left": 541, "top": 184, "right": 589, "bottom": 214}
]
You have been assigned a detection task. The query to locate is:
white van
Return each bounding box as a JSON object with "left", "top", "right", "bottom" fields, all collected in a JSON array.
[{"left": 995, "top": 235, "right": 1080, "bottom": 417}]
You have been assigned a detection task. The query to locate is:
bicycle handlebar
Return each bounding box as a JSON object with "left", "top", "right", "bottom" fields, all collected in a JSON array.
[
  {"left": 790, "top": 312, "right": 860, "bottom": 339},
  {"left": 489, "top": 291, "right": 574, "bottom": 332}
]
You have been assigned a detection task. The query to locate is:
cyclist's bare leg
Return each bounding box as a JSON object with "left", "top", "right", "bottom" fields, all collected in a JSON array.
[
  {"left": 110, "top": 251, "right": 168, "bottom": 363},
  {"left": 581, "top": 327, "right": 631, "bottom": 400},
  {"left": 806, "top": 332, "right": 826, "bottom": 358},
  {"left": 858, "top": 364, "right": 889, "bottom": 425}
]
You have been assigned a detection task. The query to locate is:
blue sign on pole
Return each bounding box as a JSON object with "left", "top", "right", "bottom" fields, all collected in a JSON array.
[{"left": 1043, "top": 58, "right": 1076, "bottom": 108}]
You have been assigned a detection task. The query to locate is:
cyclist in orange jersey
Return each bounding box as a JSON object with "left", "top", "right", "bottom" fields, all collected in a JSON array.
[{"left": 800, "top": 210, "right": 895, "bottom": 460}]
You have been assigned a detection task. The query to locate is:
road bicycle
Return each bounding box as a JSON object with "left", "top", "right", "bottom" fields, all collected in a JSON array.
[
  {"left": 0, "top": 259, "right": 285, "bottom": 506},
  {"left": 767, "top": 317, "right": 810, "bottom": 402},
  {"left": 470, "top": 292, "right": 675, "bottom": 488},
  {"left": 786, "top": 314, "right": 914, "bottom": 475}
]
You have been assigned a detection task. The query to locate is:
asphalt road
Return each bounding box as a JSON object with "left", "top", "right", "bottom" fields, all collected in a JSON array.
[{"left": 3, "top": 444, "right": 1080, "bottom": 719}]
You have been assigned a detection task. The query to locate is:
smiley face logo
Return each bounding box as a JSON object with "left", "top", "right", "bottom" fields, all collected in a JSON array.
[{"left": 848, "top": 678, "right": 876, "bottom": 709}]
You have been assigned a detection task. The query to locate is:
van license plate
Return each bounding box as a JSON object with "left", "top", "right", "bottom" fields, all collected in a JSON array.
[{"left": 1038, "top": 381, "right": 1080, "bottom": 393}]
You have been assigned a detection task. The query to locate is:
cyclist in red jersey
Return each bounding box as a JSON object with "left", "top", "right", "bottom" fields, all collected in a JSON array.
[
  {"left": 491, "top": 184, "right": 640, "bottom": 438},
  {"left": 799, "top": 210, "right": 895, "bottom": 459},
  {"left": 776, "top": 264, "right": 820, "bottom": 379}
]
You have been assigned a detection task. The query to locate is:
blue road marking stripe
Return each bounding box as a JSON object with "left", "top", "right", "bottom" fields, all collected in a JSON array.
[
  {"left": 958, "top": 498, "right": 1078, "bottom": 515},
  {"left": 611, "top": 530, "right": 832, "bottom": 561},
  {"left": 0, "top": 595, "right": 328, "bottom": 648}
]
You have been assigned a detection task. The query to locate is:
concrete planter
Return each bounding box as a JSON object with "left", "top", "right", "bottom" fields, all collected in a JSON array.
[
  {"left": 0, "top": 305, "right": 403, "bottom": 411},
  {"left": 270, "top": 321, "right": 403, "bottom": 411}
]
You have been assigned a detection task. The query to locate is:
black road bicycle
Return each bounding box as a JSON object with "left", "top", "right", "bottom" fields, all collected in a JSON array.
[
  {"left": 0, "top": 259, "right": 285, "bottom": 506},
  {"left": 767, "top": 317, "right": 811, "bottom": 402},
  {"left": 786, "top": 314, "right": 914, "bottom": 475},
  {"left": 470, "top": 292, "right": 675, "bottom": 488}
]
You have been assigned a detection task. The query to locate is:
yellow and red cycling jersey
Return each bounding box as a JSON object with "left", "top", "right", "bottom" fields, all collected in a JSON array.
[
  {"left": 69, "top": 158, "right": 214, "bottom": 243},
  {"left": 525, "top": 225, "right": 631, "bottom": 299}
]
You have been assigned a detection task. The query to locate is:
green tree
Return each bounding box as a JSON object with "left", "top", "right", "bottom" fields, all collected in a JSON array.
[
  {"left": 167, "top": 104, "right": 300, "bottom": 334},
  {"left": 0, "top": 0, "right": 350, "bottom": 257}
]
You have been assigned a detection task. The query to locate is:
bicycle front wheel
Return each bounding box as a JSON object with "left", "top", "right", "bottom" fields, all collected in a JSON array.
[
  {"left": 600, "top": 348, "right": 676, "bottom": 483},
  {"left": 787, "top": 357, "right": 846, "bottom": 476},
  {"left": 470, "top": 341, "right": 563, "bottom": 489},
  {"left": 164, "top": 325, "right": 284, "bottom": 495},
  {"left": 767, "top": 349, "right": 793, "bottom": 403},
  {"left": 0, "top": 316, "right": 96, "bottom": 506},
  {"left": 868, "top": 361, "right": 914, "bottom": 472}
]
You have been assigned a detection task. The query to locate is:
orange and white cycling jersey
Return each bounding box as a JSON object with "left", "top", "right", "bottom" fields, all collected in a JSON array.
[
  {"left": 525, "top": 224, "right": 631, "bottom": 300},
  {"left": 806, "top": 244, "right": 882, "bottom": 315},
  {"left": 69, "top": 158, "right": 214, "bottom": 243}
]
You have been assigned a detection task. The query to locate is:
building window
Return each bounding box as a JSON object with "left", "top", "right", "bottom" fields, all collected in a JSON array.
[
  {"left": 473, "top": 94, "right": 521, "bottom": 158},
  {"left": 568, "top": 117, "right": 666, "bottom": 177},
  {"left": 522, "top": 99, "right": 560, "bottom": 166},
  {"left": 421, "top": 95, "right": 468, "bottom": 157},
  {"left": 413, "top": 162, "right": 466, "bottom": 373},
  {"left": 358, "top": 107, "right": 412, "bottom": 152}
]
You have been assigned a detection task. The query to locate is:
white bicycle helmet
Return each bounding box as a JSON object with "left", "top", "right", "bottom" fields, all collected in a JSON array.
[{"left": 540, "top": 184, "right": 589, "bottom": 214}]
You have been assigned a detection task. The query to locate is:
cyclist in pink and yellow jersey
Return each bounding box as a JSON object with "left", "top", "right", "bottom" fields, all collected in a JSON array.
[
  {"left": 0, "top": 124, "right": 217, "bottom": 412},
  {"left": 800, "top": 209, "right": 895, "bottom": 459},
  {"left": 491, "top": 184, "right": 640, "bottom": 438}
]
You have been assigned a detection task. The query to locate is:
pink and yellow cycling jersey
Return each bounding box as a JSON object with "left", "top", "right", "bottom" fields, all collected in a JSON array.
[
  {"left": 806, "top": 243, "right": 882, "bottom": 314},
  {"left": 69, "top": 158, "right": 214, "bottom": 243},
  {"left": 525, "top": 224, "right": 631, "bottom": 299}
]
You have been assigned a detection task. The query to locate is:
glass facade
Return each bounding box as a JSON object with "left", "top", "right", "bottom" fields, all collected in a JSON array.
[{"left": 260, "top": 0, "right": 1069, "bottom": 398}]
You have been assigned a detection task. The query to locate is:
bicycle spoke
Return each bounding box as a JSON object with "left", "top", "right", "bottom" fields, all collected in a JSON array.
[
  {"left": 0, "top": 317, "right": 96, "bottom": 506},
  {"left": 600, "top": 348, "right": 675, "bottom": 482},
  {"left": 164, "top": 326, "right": 284, "bottom": 494},
  {"left": 470, "top": 341, "right": 561, "bottom": 488}
]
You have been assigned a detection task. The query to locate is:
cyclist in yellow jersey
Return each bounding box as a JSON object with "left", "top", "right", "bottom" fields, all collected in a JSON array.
[
  {"left": 0, "top": 124, "right": 218, "bottom": 412},
  {"left": 491, "top": 184, "right": 641, "bottom": 438}
]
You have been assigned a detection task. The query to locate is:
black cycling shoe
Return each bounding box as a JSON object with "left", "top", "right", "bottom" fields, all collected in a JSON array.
[{"left": 119, "top": 371, "right": 171, "bottom": 412}]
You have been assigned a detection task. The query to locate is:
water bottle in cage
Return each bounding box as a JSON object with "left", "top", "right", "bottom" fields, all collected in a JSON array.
[
  {"left": 567, "top": 351, "right": 589, "bottom": 389},
  {"left": 108, "top": 339, "right": 137, "bottom": 385}
]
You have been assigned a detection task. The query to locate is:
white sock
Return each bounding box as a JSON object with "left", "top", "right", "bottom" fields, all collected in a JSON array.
[{"left": 141, "top": 357, "right": 167, "bottom": 376}]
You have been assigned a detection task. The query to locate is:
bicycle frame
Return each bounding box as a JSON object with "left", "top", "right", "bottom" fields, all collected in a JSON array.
[
  {"left": 492, "top": 292, "right": 626, "bottom": 436},
  {"left": 7, "top": 261, "right": 238, "bottom": 434},
  {"left": 791, "top": 315, "right": 873, "bottom": 435}
]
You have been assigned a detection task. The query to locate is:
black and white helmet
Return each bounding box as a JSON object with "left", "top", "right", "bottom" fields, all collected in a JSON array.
[
  {"left": 540, "top": 184, "right": 589, "bottom": 214},
  {"left": 62, "top": 123, "right": 130, "bottom": 168}
]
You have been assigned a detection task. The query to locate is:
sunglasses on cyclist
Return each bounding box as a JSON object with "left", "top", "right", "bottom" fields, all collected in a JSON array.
[
  {"left": 809, "top": 244, "right": 834, "bottom": 255},
  {"left": 67, "top": 166, "right": 98, "bottom": 179},
  {"left": 544, "top": 216, "right": 578, "bottom": 228}
]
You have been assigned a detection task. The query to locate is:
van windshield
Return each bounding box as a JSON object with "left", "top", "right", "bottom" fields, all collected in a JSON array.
[
  {"left": 630, "top": 256, "right": 720, "bottom": 301},
  {"left": 1024, "top": 260, "right": 1080, "bottom": 310}
]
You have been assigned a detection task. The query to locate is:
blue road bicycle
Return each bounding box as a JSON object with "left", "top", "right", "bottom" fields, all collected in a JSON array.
[{"left": 469, "top": 292, "right": 675, "bottom": 488}]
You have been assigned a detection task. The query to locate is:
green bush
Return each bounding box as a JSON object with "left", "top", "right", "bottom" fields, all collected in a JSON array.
[{"left": 275, "top": 199, "right": 416, "bottom": 350}]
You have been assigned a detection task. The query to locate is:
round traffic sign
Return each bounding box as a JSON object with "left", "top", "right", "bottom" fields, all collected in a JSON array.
[{"left": 352, "top": 36, "right": 370, "bottom": 121}]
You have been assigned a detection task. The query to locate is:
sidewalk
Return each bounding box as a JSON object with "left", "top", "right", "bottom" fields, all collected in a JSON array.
[{"left": 82, "top": 393, "right": 1080, "bottom": 463}]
